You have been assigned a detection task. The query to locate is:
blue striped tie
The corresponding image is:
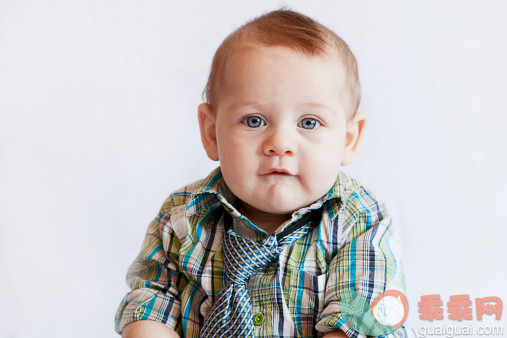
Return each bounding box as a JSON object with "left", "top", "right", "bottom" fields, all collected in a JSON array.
[{"left": 201, "top": 211, "right": 319, "bottom": 337}]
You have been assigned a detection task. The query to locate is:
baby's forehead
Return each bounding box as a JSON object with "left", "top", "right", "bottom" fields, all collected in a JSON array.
[
  {"left": 223, "top": 42, "right": 353, "bottom": 95},
  {"left": 226, "top": 40, "right": 349, "bottom": 81},
  {"left": 217, "top": 44, "right": 353, "bottom": 117}
]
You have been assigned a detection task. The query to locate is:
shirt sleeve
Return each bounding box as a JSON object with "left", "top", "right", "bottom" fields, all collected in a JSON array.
[
  {"left": 316, "top": 189, "right": 414, "bottom": 337},
  {"left": 114, "top": 197, "right": 188, "bottom": 335}
]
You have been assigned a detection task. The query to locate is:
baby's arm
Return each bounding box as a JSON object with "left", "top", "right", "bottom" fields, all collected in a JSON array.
[
  {"left": 316, "top": 187, "right": 409, "bottom": 337},
  {"left": 115, "top": 196, "right": 186, "bottom": 335},
  {"left": 122, "top": 321, "right": 179, "bottom": 338}
]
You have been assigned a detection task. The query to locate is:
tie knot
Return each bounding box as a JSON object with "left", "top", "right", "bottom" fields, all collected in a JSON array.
[{"left": 223, "top": 230, "right": 280, "bottom": 284}]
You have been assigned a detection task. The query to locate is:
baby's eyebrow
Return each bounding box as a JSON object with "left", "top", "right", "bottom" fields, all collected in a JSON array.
[
  {"left": 224, "top": 100, "right": 269, "bottom": 111},
  {"left": 224, "top": 101, "right": 334, "bottom": 113},
  {"left": 300, "top": 102, "right": 334, "bottom": 112}
]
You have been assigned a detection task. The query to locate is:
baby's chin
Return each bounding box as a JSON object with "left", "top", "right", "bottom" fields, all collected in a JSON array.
[
  {"left": 249, "top": 197, "right": 312, "bottom": 216},
  {"left": 232, "top": 183, "right": 326, "bottom": 218}
]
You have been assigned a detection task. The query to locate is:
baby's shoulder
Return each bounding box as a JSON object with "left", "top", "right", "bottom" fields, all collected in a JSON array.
[
  {"left": 337, "top": 171, "right": 384, "bottom": 212},
  {"left": 336, "top": 173, "right": 403, "bottom": 245},
  {"left": 158, "top": 177, "right": 207, "bottom": 213},
  {"left": 332, "top": 172, "right": 392, "bottom": 242}
]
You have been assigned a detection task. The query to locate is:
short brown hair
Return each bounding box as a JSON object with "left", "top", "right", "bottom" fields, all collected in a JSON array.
[{"left": 202, "top": 8, "right": 361, "bottom": 115}]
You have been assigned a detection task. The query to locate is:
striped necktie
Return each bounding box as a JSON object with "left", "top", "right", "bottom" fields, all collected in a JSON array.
[{"left": 201, "top": 210, "right": 320, "bottom": 337}]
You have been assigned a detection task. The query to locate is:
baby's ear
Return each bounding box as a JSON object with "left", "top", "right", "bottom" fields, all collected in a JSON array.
[
  {"left": 198, "top": 103, "right": 219, "bottom": 161},
  {"left": 341, "top": 111, "right": 366, "bottom": 166}
]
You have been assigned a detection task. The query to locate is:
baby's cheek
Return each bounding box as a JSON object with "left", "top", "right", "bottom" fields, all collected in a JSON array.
[
  {"left": 219, "top": 152, "right": 256, "bottom": 198},
  {"left": 303, "top": 148, "right": 340, "bottom": 175},
  {"left": 301, "top": 154, "right": 340, "bottom": 197}
]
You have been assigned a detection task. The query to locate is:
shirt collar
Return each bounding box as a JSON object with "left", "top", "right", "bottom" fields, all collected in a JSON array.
[
  {"left": 289, "top": 169, "right": 355, "bottom": 221},
  {"left": 185, "top": 166, "right": 356, "bottom": 233},
  {"left": 186, "top": 167, "right": 240, "bottom": 217}
]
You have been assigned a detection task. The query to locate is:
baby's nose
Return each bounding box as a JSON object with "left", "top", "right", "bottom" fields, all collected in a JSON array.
[{"left": 262, "top": 128, "right": 297, "bottom": 156}]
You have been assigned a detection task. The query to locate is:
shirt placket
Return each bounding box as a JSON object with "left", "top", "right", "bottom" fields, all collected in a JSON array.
[{"left": 248, "top": 268, "right": 278, "bottom": 336}]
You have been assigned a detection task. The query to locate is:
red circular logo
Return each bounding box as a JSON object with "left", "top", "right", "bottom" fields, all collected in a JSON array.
[{"left": 369, "top": 289, "right": 409, "bottom": 328}]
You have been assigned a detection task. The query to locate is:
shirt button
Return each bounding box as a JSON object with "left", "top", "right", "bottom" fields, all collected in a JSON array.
[{"left": 253, "top": 313, "right": 265, "bottom": 326}]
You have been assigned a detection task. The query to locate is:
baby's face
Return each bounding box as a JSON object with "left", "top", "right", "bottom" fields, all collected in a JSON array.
[{"left": 199, "top": 45, "right": 364, "bottom": 222}]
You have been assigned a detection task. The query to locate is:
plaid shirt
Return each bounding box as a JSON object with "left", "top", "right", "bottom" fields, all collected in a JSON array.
[{"left": 115, "top": 167, "right": 412, "bottom": 337}]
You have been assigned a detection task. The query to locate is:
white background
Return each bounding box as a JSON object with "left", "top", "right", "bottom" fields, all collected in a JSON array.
[{"left": 1, "top": 1, "right": 506, "bottom": 337}]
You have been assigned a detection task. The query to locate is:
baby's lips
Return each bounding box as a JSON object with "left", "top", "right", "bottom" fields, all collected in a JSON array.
[{"left": 262, "top": 168, "right": 292, "bottom": 175}]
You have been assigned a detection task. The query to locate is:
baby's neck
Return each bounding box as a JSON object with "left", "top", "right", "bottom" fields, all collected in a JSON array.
[{"left": 236, "top": 201, "right": 291, "bottom": 235}]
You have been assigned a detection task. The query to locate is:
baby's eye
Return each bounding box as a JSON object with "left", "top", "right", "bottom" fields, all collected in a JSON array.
[
  {"left": 298, "top": 117, "right": 321, "bottom": 129},
  {"left": 242, "top": 115, "right": 266, "bottom": 128}
]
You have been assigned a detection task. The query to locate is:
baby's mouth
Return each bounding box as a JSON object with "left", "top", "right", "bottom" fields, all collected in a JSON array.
[
  {"left": 262, "top": 169, "right": 293, "bottom": 176},
  {"left": 270, "top": 171, "right": 290, "bottom": 175}
]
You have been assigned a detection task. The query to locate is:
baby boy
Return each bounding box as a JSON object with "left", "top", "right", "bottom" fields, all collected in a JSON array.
[{"left": 115, "top": 8, "right": 411, "bottom": 338}]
